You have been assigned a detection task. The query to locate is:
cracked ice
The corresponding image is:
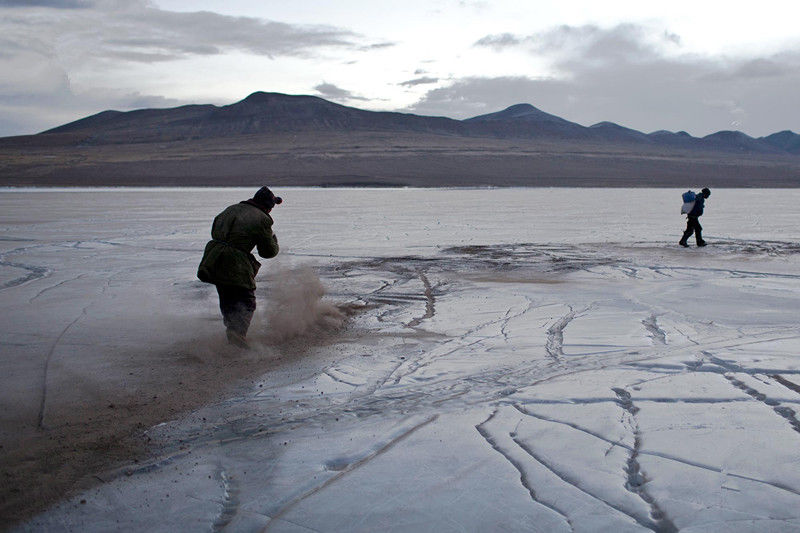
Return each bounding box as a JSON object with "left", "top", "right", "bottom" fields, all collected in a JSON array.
[{"left": 3, "top": 188, "right": 800, "bottom": 532}]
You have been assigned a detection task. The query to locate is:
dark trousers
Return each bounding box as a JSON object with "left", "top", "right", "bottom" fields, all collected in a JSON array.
[
  {"left": 681, "top": 216, "right": 703, "bottom": 244},
  {"left": 216, "top": 285, "right": 256, "bottom": 337}
]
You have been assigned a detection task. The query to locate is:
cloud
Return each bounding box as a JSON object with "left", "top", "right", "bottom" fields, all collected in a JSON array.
[
  {"left": 706, "top": 58, "right": 791, "bottom": 81},
  {"left": 474, "top": 33, "right": 522, "bottom": 50},
  {"left": 399, "top": 77, "right": 439, "bottom": 87},
  {"left": 0, "top": 47, "right": 70, "bottom": 98},
  {"left": 0, "top": 0, "right": 378, "bottom": 134},
  {"left": 416, "top": 24, "right": 800, "bottom": 136},
  {"left": 0, "top": 85, "right": 187, "bottom": 136},
  {"left": 100, "top": 7, "right": 356, "bottom": 62},
  {"left": 314, "top": 82, "right": 368, "bottom": 102},
  {"left": 0, "top": 0, "right": 92, "bottom": 7},
  {"left": 475, "top": 24, "right": 681, "bottom": 65},
  {"left": 359, "top": 42, "right": 395, "bottom": 51},
  {"left": 408, "top": 76, "right": 560, "bottom": 119},
  {"left": 1, "top": 1, "right": 360, "bottom": 66},
  {"left": 663, "top": 30, "right": 681, "bottom": 46}
]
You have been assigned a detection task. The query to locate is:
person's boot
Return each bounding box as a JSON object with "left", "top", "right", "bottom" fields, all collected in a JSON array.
[
  {"left": 226, "top": 328, "right": 251, "bottom": 349},
  {"left": 680, "top": 229, "right": 692, "bottom": 247},
  {"left": 696, "top": 232, "right": 706, "bottom": 246}
]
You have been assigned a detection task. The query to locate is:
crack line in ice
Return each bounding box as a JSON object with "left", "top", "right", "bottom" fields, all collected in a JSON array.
[
  {"left": 322, "top": 370, "right": 362, "bottom": 388},
  {"left": 406, "top": 270, "right": 436, "bottom": 328},
  {"left": 99, "top": 449, "right": 194, "bottom": 481},
  {"left": 371, "top": 279, "right": 397, "bottom": 294},
  {"left": 642, "top": 314, "right": 667, "bottom": 345},
  {"left": 521, "top": 329, "right": 800, "bottom": 394},
  {"left": 771, "top": 375, "right": 800, "bottom": 395},
  {"left": 513, "top": 405, "right": 800, "bottom": 499},
  {"left": 264, "top": 518, "right": 322, "bottom": 532},
  {"left": 0, "top": 240, "right": 131, "bottom": 292},
  {"left": 0, "top": 236, "right": 36, "bottom": 242},
  {"left": 723, "top": 374, "right": 800, "bottom": 434},
  {"left": 626, "top": 361, "right": 800, "bottom": 379},
  {"left": 612, "top": 387, "right": 678, "bottom": 532},
  {"left": 372, "top": 273, "right": 546, "bottom": 384},
  {"left": 0, "top": 260, "right": 50, "bottom": 290},
  {"left": 652, "top": 265, "right": 800, "bottom": 280},
  {"left": 511, "top": 397, "right": 755, "bottom": 406},
  {"left": 37, "top": 305, "right": 90, "bottom": 429},
  {"left": 212, "top": 465, "right": 241, "bottom": 532},
  {"left": 672, "top": 325, "right": 700, "bottom": 346},
  {"left": 474, "top": 409, "right": 574, "bottom": 531},
  {"left": 28, "top": 273, "right": 87, "bottom": 303},
  {"left": 430, "top": 387, "right": 470, "bottom": 406},
  {"left": 510, "top": 434, "right": 665, "bottom": 532},
  {"left": 545, "top": 306, "right": 575, "bottom": 360},
  {"left": 392, "top": 334, "right": 499, "bottom": 385},
  {"left": 262, "top": 415, "right": 438, "bottom": 531},
  {"left": 388, "top": 312, "right": 509, "bottom": 385},
  {"left": 545, "top": 304, "right": 596, "bottom": 361}
]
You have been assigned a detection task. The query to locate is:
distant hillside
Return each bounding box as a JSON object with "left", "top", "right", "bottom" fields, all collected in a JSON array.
[
  {"left": 1, "top": 92, "right": 800, "bottom": 187},
  {"left": 762, "top": 130, "right": 800, "bottom": 153},
  {"left": 42, "top": 92, "right": 465, "bottom": 144},
  {"left": 465, "top": 103, "right": 592, "bottom": 139},
  {"left": 27, "top": 92, "right": 799, "bottom": 154}
]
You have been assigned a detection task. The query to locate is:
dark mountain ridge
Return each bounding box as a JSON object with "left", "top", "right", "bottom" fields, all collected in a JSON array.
[
  {"left": 31, "top": 91, "right": 800, "bottom": 155},
  {"left": 3, "top": 91, "right": 800, "bottom": 187},
  {"left": 43, "top": 92, "right": 465, "bottom": 144},
  {"left": 762, "top": 130, "right": 800, "bottom": 153},
  {"left": 465, "top": 103, "right": 592, "bottom": 139}
]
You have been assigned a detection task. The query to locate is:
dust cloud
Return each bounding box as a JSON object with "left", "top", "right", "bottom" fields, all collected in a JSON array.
[{"left": 255, "top": 266, "right": 346, "bottom": 343}]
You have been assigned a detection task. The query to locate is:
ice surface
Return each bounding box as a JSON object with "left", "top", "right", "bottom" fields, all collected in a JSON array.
[{"left": 2, "top": 187, "right": 800, "bottom": 531}]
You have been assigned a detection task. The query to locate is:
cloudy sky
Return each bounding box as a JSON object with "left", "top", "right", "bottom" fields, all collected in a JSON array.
[{"left": 2, "top": 0, "right": 799, "bottom": 137}]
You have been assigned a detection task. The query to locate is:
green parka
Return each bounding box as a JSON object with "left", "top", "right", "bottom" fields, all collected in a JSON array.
[{"left": 197, "top": 200, "right": 279, "bottom": 289}]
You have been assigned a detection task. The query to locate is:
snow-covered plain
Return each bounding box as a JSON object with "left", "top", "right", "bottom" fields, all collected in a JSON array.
[{"left": 3, "top": 188, "right": 800, "bottom": 532}]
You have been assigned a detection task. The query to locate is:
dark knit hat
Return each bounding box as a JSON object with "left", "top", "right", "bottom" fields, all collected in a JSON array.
[
  {"left": 253, "top": 186, "right": 283, "bottom": 209},
  {"left": 701, "top": 187, "right": 711, "bottom": 197}
]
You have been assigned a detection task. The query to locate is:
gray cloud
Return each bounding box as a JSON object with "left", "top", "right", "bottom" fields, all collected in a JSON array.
[
  {"left": 417, "top": 24, "right": 800, "bottom": 136},
  {"left": 474, "top": 33, "right": 521, "bottom": 50},
  {"left": 663, "top": 30, "right": 681, "bottom": 46},
  {"left": 399, "top": 77, "right": 439, "bottom": 87},
  {"left": 475, "top": 24, "right": 681, "bottom": 64},
  {"left": 314, "top": 82, "right": 368, "bottom": 102},
  {"left": 359, "top": 42, "right": 395, "bottom": 51},
  {"left": 1, "top": 1, "right": 359, "bottom": 65},
  {"left": 0, "top": 0, "right": 92, "bottom": 7},
  {"left": 0, "top": 86, "right": 187, "bottom": 136},
  {"left": 0, "top": 0, "right": 376, "bottom": 134},
  {"left": 108, "top": 7, "right": 357, "bottom": 61},
  {"left": 705, "top": 58, "right": 791, "bottom": 81}
]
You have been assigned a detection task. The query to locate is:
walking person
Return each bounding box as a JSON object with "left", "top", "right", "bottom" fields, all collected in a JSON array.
[
  {"left": 679, "top": 187, "right": 711, "bottom": 247},
  {"left": 197, "top": 186, "right": 281, "bottom": 348}
]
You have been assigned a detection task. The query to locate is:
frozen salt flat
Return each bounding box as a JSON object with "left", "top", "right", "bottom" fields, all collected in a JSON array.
[{"left": 2, "top": 187, "right": 800, "bottom": 532}]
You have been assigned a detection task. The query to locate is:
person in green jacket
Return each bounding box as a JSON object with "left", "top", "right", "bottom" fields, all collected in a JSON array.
[{"left": 197, "top": 186, "right": 281, "bottom": 348}]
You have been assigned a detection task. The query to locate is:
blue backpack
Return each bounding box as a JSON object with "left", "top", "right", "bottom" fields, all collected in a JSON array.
[{"left": 681, "top": 190, "right": 696, "bottom": 214}]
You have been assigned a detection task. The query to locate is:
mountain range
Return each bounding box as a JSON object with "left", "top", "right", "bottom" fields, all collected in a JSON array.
[{"left": 2, "top": 92, "right": 799, "bottom": 187}]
